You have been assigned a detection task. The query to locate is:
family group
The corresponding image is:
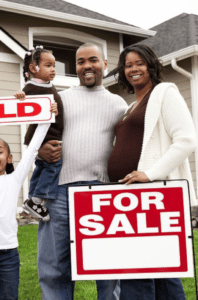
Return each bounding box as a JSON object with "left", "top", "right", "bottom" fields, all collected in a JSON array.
[{"left": 0, "top": 42, "right": 196, "bottom": 300}]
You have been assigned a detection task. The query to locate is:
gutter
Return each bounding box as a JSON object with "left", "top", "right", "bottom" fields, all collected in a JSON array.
[
  {"left": 0, "top": 1, "right": 156, "bottom": 37},
  {"left": 161, "top": 45, "right": 198, "bottom": 66}
]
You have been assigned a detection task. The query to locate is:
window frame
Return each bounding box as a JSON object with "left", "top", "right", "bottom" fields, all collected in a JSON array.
[{"left": 29, "top": 27, "right": 108, "bottom": 89}]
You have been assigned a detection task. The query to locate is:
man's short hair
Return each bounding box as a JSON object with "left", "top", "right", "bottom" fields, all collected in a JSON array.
[{"left": 76, "top": 43, "right": 105, "bottom": 60}]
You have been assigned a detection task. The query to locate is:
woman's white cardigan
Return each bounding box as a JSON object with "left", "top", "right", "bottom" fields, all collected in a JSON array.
[{"left": 132, "top": 82, "right": 197, "bottom": 205}]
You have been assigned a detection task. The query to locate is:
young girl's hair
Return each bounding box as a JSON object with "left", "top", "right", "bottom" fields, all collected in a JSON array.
[
  {"left": 23, "top": 46, "right": 49, "bottom": 82},
  {"left": 0, "top": 139, "right": 14, "bottom": 174}
]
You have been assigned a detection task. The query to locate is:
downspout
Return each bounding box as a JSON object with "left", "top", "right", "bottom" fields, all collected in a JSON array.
[
  {"left": 171, "top": 58, "right": 193, "bottom": 80},
  {"left": 119, "top": 33, "right": 124, "bottom": 53},
  {"left": 20, "top": 62, "right": 28, "bottom": 209},
  {"left": 171, "top": 57, "right": 198, "bottom": 198},
  {"left": 20, "top": 124, "right": 28, "bottom": 202}
]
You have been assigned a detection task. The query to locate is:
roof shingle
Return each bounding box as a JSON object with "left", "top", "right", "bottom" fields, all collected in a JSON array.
[
  {"left": 2, "top": 0, "right": 136, "bottom": 27},
  {"left": 138, "top": 13, "right": 198, "bottom": 57}
]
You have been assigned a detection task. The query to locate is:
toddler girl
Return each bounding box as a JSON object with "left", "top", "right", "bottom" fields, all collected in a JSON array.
[
  {"left": 0, "top": 103, "right": 57, "bottom": 299},
  {"left": 15, "top": 46, "right": 63, "bottom": 222}
]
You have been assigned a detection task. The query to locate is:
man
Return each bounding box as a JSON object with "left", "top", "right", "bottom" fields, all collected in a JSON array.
[{"left": 37, "top": 43, "right": 128, "bottom": 300}]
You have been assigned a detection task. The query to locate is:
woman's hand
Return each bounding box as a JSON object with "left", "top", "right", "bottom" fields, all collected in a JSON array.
[
  {"left": 14, "top": 91, "right": 26, "bottom": 101},
  {"left": 119, "top": 171, "right": 149, "bottom": 185},
  {"left": 50, "top": 102, "right": 58, "bottom": 116}
]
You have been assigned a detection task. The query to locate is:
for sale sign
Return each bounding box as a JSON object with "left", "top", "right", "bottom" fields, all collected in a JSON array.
[
  {"left": 69, "top": 180, "right": 194, "bottom": 280},
  {"left": 0, "top": 95, "right": 55, "bottom": 125}
]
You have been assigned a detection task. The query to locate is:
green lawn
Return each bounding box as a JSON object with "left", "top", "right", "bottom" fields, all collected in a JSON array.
[
  {"left": 18, "top": 225, "right": 97, "bottom": 300},
  {"left": 18, "top": 225, "right": 198, "bottom": 300}
]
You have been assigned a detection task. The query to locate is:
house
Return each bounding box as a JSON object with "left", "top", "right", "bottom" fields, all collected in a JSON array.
[
  {"left": 0, "top": 0, "right": 155, "bottom": 210},
  {"left": 107, "top": 13, "right": 198, "bottom": 199}
]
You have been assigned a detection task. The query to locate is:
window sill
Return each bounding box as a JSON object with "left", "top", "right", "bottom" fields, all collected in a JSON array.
[{"left": 52, "top": 75, "right": 80, "bottom": 89}]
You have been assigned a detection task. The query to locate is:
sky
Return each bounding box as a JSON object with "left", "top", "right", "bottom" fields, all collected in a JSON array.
[{"left": 64, "top": 0, "right": 198, "bottom": 29}]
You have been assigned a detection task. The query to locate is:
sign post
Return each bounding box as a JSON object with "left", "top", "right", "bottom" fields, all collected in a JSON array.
[{"left": 69, "top": 180, "right": 194, "bottom": 280}]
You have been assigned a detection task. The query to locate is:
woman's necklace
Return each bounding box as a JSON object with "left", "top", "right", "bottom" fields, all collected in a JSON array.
[
  {"left": 122, "top": 86, "right": 153, "bottom": 121},
  {"left": 130, "top": 101, "right": 139, "bottom": 112},
  {"left": 122, "top": 100, "right": 139, "bottom": 121}
]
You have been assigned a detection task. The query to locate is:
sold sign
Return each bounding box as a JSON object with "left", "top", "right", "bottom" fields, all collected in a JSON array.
[
  {"left": 0, "top": 95, "right": 55, "bottom": 125},
  {"left": 69, "top": 180, "right": 194, "bottom": 280}
]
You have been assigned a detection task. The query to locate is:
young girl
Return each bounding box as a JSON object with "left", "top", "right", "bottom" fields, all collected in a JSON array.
[
  {"left": 0, "top": 104, "right": 57, "bottom": 300},
  {"left": 15, "top": 46, "right": 63, "bottom": 222}
]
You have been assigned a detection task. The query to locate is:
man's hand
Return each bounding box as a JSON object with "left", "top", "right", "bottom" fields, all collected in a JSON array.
[
  {"left": 38, "top": 140, "right": 62, "bottom": 163},
  {"left": 119, "top": 171, "right": 149, "bottom": 185}
]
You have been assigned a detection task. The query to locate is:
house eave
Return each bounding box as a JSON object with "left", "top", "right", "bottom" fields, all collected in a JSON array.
[
  {"left": 0, "top": 27, "right": 27, "bottom": 59},
  {"left": 103, "top": 76, "right": 117, "bottom": 88},
  {"left": 160, "top": 45, "right": 198, "bottom": 66},
  {"left": 0, "top": 1, "right": 156, "bottom": 37}
]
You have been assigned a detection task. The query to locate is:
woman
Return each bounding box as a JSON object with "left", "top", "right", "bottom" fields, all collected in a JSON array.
[{"left": 108, "top": 44, "right": 197, "bottom": 299}]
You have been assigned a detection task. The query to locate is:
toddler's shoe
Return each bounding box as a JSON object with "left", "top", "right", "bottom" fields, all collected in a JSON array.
[{"left": 22, "top": 199, "right": 50, "bottom": 222}]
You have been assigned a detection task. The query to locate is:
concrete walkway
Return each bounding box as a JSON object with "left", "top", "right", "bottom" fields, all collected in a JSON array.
[
  {"left": 17, "top": 211, "right": 39, "bottom": 226},
  {"left": 18, "top": 218, "right": 39, "bottom": 226}
]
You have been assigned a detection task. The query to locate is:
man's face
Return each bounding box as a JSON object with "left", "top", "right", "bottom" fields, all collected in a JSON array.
[{"left": 76, "top": 46, "right": 108, "bottom": 87}]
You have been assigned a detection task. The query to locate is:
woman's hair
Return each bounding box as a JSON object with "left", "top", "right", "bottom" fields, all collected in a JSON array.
[
  {"left": 116, "top": 44, "right": 163, "bottom": 94},
  {"left": 23, "top": 46, "right": 49, "bottom": 82},
  {"left": 0, "top": 139, "right": 14, "bottom": 174}
]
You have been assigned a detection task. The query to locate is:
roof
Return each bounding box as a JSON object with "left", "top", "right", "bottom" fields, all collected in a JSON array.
[
  {"left": 2, "top": 0, "right": 134, "bottom": 26},
  {"left": 137, "top": 13, "right": 198, "bottom": 57},
  {"left": 0, "top": 0, "right": 155, "bottom": 37}
]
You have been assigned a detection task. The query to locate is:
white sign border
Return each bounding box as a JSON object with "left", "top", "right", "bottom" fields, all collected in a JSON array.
[
  {"left": 0, "top": 95, "right": 55, "bottom": 125},
  {"left": 69, "top": 180, "right": 194, "bottom": 280}
]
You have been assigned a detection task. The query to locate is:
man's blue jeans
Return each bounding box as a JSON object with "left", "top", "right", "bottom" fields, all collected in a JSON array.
[
  {"left": 120, "top": 278, "right": 186, "bottom": 300},
  {"left": 37, "top": 181, "right": 119, "bottom": 300},
  {"left": 0, "top": 248, "right": 20, "bottom": 300}
]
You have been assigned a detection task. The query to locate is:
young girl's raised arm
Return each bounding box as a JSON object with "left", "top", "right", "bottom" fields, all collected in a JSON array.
[{"left": 14, "top": 123, "right": 51, "bottom": 186}]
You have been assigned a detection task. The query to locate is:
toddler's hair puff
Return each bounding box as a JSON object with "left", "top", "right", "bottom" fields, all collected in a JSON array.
[{"left": 23, "top": 45, "right": 49, "bottom": 82}]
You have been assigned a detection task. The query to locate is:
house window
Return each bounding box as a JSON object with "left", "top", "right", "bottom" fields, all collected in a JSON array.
[{"left": 34, "top": 36, "right": 83, "bottom": 77}]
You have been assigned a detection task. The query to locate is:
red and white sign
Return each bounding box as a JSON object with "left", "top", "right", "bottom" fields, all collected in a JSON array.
[
  {"left": 69, "top": 180, "right": 194, "bottom": 280},
  {"left": 0, "top": 95, "right": 55, "bottom": 125}
]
